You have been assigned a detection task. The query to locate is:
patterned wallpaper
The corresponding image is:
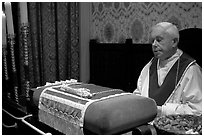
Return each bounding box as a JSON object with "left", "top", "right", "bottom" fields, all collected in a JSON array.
[{"left": 90, "top": 2, "right": 202, "bottom": 43}]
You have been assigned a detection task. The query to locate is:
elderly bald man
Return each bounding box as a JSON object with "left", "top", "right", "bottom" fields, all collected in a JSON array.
[{"left": 133, "top": 22, "right": 202, "bottom": 116}]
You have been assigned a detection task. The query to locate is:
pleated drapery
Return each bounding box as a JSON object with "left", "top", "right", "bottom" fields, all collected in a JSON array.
[{"left": 2, "top": 2, "right": 80, "bottom": 112}]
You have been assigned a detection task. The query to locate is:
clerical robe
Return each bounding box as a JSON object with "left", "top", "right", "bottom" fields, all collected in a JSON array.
[{"left": 133, "top": 49, "right": 202, "bottom": 116}]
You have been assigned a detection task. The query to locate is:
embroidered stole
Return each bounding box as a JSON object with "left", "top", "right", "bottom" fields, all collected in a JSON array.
[{"left": 149, "top": 53, "right": 195, "bottom": 106}]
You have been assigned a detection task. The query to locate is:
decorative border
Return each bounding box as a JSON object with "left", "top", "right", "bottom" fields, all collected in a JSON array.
[
  {"left": 7, "top": 34, "right": 19, "bottom": 104},
  {"left": 2, "top": 44, "right": 10, "bottom": 99},
  {"left": 20, "top": 23, "right": 30, "bottom": 101}
]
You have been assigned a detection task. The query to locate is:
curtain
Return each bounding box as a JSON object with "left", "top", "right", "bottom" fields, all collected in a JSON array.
[
  {"left": 2, "top": 2, "right": 80, "bottom": 111},
  {"left": 27, "top": 2, "right": 80, "bottom": 85}
]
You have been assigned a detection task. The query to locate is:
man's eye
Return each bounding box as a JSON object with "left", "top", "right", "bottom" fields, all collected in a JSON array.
[{"left": 156, "top": 38, "right": 162, "bottom": 42}]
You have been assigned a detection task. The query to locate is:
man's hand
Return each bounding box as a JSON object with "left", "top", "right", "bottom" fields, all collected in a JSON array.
[{"left": 133, "top": 89, "right": 141, "bottom": 95}]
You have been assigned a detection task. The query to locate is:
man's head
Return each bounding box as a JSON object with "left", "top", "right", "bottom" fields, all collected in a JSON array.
[{"left": 150, "top": 22, "right": 179, "bottom": 60}]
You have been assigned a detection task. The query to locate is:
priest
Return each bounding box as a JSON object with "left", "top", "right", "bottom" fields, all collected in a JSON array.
[{"left": 133, "top": 22, "right": 202, "bottom": 116}]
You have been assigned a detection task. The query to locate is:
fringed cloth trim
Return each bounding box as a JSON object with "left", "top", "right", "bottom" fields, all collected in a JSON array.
[{"left": 39, "top": 109, "right": 84, "bottom": 135}]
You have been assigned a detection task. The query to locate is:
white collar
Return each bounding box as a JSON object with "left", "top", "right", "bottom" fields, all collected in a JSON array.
[{"left": 158, "top": 49, "right": 183, "bottom": 68}]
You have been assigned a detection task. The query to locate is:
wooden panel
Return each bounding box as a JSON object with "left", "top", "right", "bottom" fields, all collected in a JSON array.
[{"left": 89, "top": 39, "right": 152, "bottom": 92}]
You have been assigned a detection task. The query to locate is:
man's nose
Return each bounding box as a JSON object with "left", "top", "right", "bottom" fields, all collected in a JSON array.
[{"left": 152, "top": 39, "right": 157, "bottom": 47}]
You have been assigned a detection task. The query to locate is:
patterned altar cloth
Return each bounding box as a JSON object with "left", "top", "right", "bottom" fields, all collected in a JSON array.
[{"left": 38, "top": 80, "right": 131, "bottom": 134}]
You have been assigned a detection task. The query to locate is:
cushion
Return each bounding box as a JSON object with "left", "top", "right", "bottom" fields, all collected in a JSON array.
[{"left": 84, "top": 94, "right": 157, "bottom": 134}]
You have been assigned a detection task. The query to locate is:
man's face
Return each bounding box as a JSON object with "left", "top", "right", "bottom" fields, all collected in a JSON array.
[{"left": 150, "top": 29, "right": 175, "bottom": 60}]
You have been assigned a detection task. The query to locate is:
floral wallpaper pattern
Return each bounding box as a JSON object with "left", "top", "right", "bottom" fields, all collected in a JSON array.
[{"left": 90, "top": 2, "right": 202, "bottom": 43}]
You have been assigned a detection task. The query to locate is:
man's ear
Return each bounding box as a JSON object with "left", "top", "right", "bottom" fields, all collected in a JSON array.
[
  {"left": 172, "top": 38, "right": 178, "bottom": 43},
  {"left": 172, "top": 38, "right": 178, "bottom": 47}
]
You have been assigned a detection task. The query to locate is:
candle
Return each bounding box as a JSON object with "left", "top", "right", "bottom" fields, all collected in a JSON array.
[
  {"left": 2, "top": 11, "right": 7, "bottom": 46},
  {"left": 5, "top": 2, "right": 14, "bottom": 35},
  {"left": 19, "top": 2, "right": 28, "bottom": 24}
]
